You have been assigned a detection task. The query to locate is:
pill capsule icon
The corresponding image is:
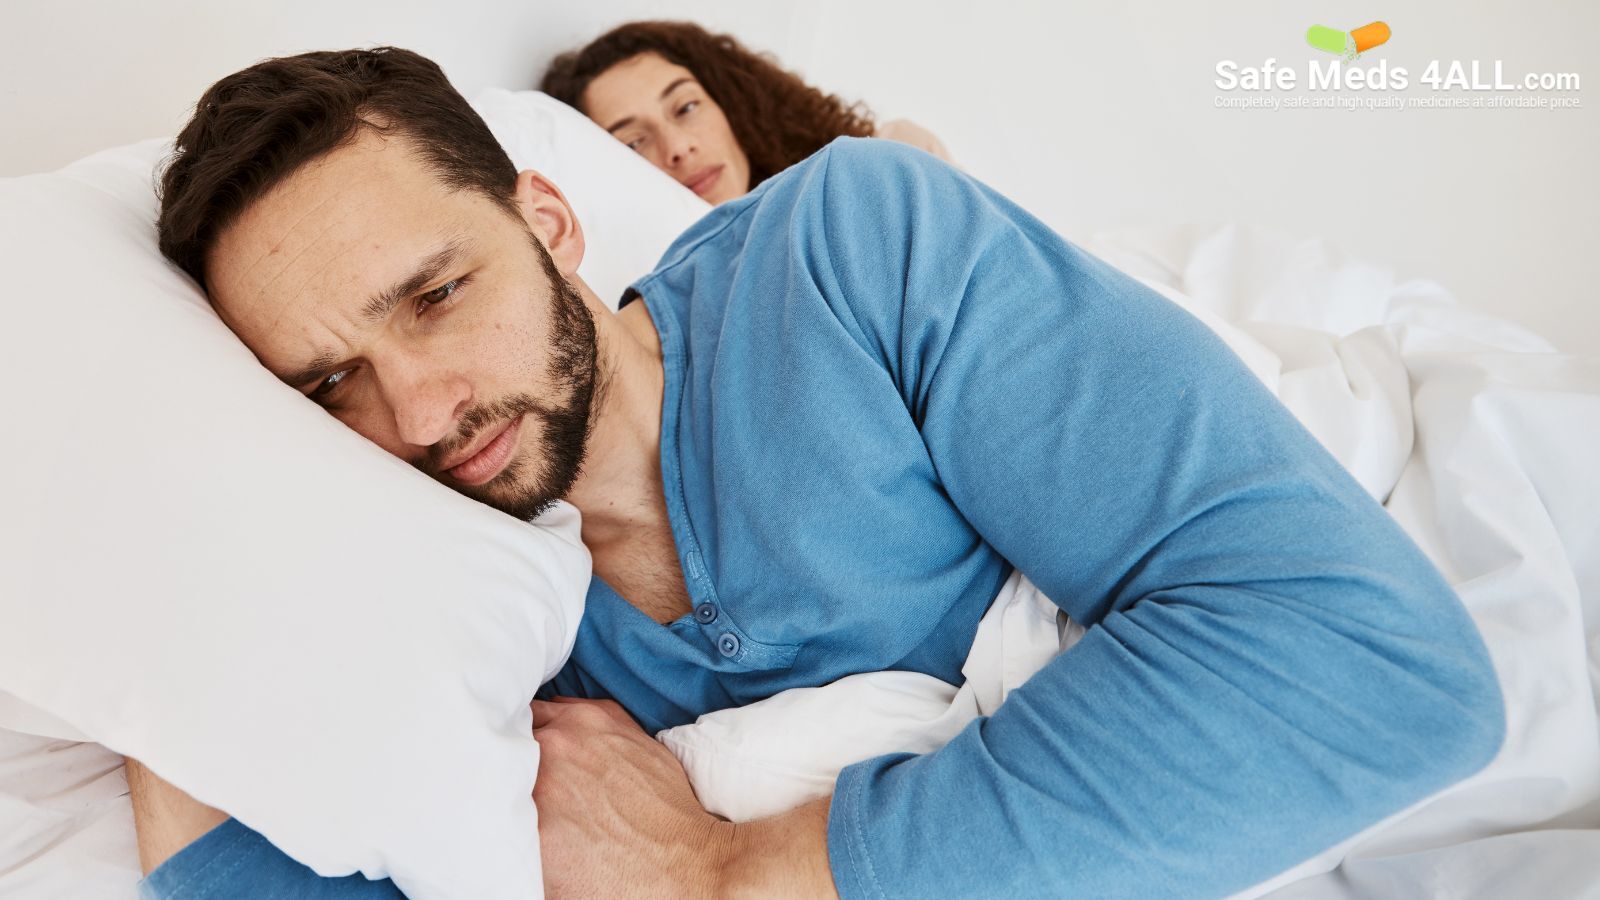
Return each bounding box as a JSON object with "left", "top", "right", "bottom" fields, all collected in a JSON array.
[
  {"left": 1307, "top": 21, "right": 1391, "bottom": 60},
  {"left": 1350, "top": 21, "right": 1391, "bottom": 53},
  {"left": 1305, "top": 25, "right": 1349, "bottom": 56}
]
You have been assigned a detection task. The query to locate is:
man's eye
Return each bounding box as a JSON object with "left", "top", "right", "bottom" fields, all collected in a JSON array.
[
  {"left": 310, "top": 368, "right": 351, "bottom": 401},
  {"left": 416, "top": 276, "right": 470, "bottom": 317},
  {"left": 420, "top": 279, "right": 461, "bottom": 307}
]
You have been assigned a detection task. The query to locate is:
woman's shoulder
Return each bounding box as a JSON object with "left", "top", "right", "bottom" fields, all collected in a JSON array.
[
  {"left": 874, "top": 119, "right": 954, "bottom": 164},
  {"left": 639, "top": 136, "right": 959, "bottom": 286}
]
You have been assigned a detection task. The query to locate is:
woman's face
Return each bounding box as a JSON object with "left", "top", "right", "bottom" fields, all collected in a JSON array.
[{"left": 581, "top": 52, "right": 752, "bottom": 205}]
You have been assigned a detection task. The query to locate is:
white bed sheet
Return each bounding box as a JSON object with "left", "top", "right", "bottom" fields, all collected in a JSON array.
[
  {"left": 0, "top": 728, "right": 136, "bottom": 897},
  {"left": 4, "top": 224, "right": 1595, "bottom": 897}
]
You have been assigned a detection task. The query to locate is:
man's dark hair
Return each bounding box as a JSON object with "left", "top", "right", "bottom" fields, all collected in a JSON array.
[{"left": 157, "top": 47, "right": 518, "bottom": 291}]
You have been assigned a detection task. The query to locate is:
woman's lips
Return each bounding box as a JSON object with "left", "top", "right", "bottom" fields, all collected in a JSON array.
[
  {"left": 683, "top": 164, "right": 724, "bottom": 197},
  {"left": 446, "top": 416, "right": 522, "bottom": 486}
]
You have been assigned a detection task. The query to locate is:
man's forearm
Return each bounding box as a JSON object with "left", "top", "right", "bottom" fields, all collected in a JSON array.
[
  {"left": 124, "top": 758, "right": 229, "bottom": 875},
  {"left": 719, "top": 796, "right": 837, "bottom": 899}
]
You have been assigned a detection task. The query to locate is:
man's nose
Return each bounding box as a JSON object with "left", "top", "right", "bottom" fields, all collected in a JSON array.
[{"left": 380, "top": 354, "right": 471, "bottom": 449}]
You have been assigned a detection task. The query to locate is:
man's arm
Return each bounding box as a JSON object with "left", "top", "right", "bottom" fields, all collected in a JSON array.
[
  {"left": 805, "top": 139, "right": 1504, "bottom": 898},
  {"left": 124, "top": 758, "right": 228, "bottom": 875},
  {"left": 530, "top": 697, "right": 838, "bottom": 898},
  {"left": 125, "top": 759, "right": 406, "bottom": 897},
  {"left": 719, "top": 798, "right": 833, "bottom": 897}
]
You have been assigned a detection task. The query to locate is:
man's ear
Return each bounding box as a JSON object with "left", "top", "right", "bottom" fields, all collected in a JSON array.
[{"left": 512, "top": 170, "right": 585, "bottom": 276}]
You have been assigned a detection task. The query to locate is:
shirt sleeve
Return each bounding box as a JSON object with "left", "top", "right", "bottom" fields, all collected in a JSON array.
[
  {"left": 809, "top": 138, "right": 1505, "bottom": 899},
  {"left": 140, "top": 818, "right": 406, "bottom": 899}
]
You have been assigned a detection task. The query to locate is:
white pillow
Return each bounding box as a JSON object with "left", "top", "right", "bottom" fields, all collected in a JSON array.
[
  {"left": 0, "top": 137, "right": 590, "bottom": 898},
  {"left": 470, "top": 89, "right": 711, "bottom": 307}
]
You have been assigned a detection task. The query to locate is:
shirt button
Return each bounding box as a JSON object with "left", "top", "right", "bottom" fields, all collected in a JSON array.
[
  {"left": 717, "top": 633, "right": 741, "bottom": 658},
  {"left": 694, "top": 602, "right": 718, "bottom": 625}
]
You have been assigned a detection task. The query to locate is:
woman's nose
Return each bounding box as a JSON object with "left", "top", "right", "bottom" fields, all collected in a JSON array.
[{"left": 662, "top": 126, "right": 696, "bottom": 168}]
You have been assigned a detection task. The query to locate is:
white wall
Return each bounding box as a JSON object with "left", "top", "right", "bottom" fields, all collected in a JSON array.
[{"left": 3, "top": 0, "right": 1594, "bottom": 350}]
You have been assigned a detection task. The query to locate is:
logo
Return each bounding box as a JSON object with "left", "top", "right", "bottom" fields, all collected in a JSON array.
[
  {"left": 1306, "top": 22, "right": 1391, "bottom": 62},
  {"left": 1215, "top": 19, "right": 1580, "bottom": 112}
]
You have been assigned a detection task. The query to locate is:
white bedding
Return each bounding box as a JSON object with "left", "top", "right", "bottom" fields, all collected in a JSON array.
[
  {"left": 4, "top": 224, "right": 1595, "bottom": 897},
  {"left": 0, "top": 729, "right": 135, "bottom": 896}
]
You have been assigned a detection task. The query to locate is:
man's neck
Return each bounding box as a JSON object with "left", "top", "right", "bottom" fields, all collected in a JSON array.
[{"left": 561, "top": 286, "right": 687, "bottom": 619}]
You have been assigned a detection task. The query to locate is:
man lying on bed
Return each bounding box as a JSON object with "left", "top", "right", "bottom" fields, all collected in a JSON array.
[{"left": 127, "top": 46, "right": 1504, "bottom": 898}]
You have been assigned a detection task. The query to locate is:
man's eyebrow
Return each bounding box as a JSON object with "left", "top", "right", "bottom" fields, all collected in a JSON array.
[
  {"left": 360, "top": 236, "right": 469, "bottom": 326},
  {"left": 274, "top": 236, "right": 469, "bottom": 390},
  {"left": 281, "top": 350, "right": 341, "bottom": 390},
  {"left": 604, "top": 77, "right": 696, "bottom": 134}
]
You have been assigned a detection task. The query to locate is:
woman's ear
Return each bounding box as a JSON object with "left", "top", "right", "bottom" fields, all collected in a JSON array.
[{"left": 512, "top": 170, "right": 586, "bottom": 276}]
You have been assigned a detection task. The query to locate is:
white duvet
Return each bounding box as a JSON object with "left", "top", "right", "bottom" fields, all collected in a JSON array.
[{"left": 4, "top": 225, "right": 1596, "bottom": 897}]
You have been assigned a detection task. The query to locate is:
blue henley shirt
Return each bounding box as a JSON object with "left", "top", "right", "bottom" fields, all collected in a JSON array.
[{"left": 547, "top": 137, "right": 1504, "bottom": 898}]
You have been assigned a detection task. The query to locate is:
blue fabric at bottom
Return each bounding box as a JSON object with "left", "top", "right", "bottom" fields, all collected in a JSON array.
[{"left": 139, "top": 818, "right": 405, "bottom": 899}]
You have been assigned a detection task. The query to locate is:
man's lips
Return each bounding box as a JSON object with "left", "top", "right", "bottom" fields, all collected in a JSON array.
[
  {"left": 442, "top": 416, "right": 522, "bottom": 486},
  {"left": 682, "top": 164, "right": 724, "bottom": 197}
]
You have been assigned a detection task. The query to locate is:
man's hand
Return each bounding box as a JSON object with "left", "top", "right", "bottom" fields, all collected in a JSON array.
[
  {"left": 533, "top": 697, "right": 729, "bottom": 896},
  {"left": 532, "top": 698, "right": 837, "bottom": 898}
]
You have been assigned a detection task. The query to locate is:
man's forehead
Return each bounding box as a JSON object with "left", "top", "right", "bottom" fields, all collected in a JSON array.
[{"left": 207, "top": 128, "right": 470, "bottom": 356}]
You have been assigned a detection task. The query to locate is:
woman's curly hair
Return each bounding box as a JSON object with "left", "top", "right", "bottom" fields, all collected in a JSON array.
[{"left": 541, "top": 21, "right": 876, "bottom": 188}]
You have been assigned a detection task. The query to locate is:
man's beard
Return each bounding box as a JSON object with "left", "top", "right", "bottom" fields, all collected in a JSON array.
[{"left": 424, "top": 234, "right": 600, "bottom": 521}]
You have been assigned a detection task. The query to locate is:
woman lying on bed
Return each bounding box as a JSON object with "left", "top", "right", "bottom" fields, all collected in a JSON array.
[{"left": 541, "top": 20, "right": 951, "bottom": 205}]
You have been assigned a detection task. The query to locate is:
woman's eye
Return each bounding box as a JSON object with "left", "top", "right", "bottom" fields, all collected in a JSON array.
[
  {"left": 311, "top": 368, "right": 351, "bottom": 402},
  {"left": 677, "top": 100, "right": 699, "bottom": 117},
  {"left": 625, "top": 136, "right": 646, "bottom": 152}
]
